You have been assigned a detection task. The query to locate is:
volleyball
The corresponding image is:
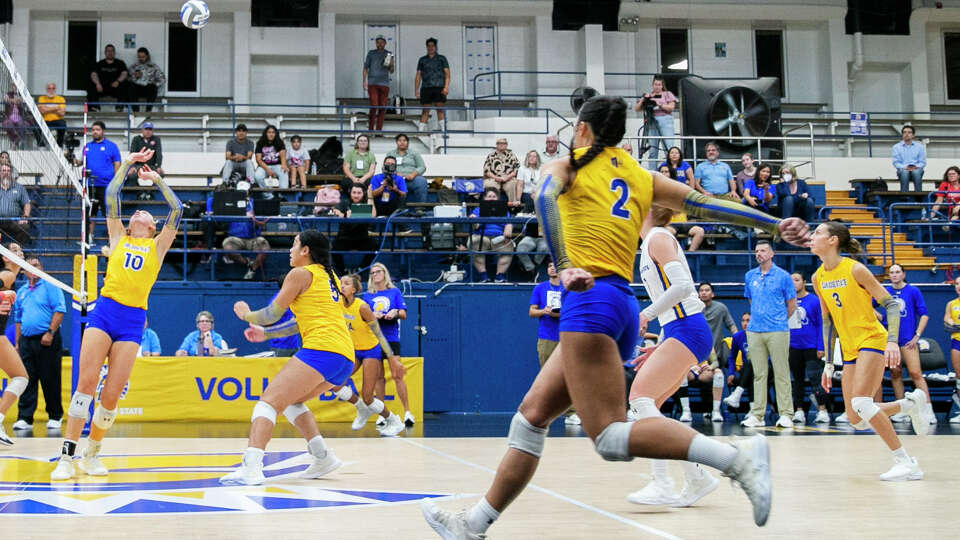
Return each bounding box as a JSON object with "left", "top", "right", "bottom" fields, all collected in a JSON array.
[{"left": 180, "top": 0, "right": 210, "bottom": 30}]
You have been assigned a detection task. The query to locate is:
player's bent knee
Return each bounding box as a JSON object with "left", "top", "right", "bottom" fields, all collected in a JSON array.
[
  {"left": 334, "top": 386, "right": 353, "bottom": 401},
  {"left": 507, "top": 411, "right": 547, "bottom": 458},
  {"left": 712, "top": 370, "right": 724, "bottom": 388},
  {"left": 68, "top": 392, "right": 93, "bottom": 420},
  {"left": 251, "top": 401, "right": 278, "bottom": 424},
  {"left": 283, "top": 403, "right": 310, "bottom": 424},
  {"left": 92, "top": 405, "right": 117, "bottom": 430},
  {"left": 851, "top": 396, "right": 879, "bottom": 423},
  {"left": 594, "top": 421, "right": 635, "bottom": 462},
  {"left": 5, "top": 376, "right": 27, "bottom": 397}
]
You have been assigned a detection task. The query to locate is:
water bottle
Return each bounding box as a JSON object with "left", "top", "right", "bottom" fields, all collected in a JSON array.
[{"left": 460, "top": 202, "right": 467, "bottom": 218}]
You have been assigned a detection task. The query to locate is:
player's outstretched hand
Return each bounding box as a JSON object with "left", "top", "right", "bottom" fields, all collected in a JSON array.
[
  {"left": 244, "top": 324, "right": 266, "bottom": 343},
  {"left": 821, "top": 363, "right": 834, "bottom": 392},
  {"left": 137, "top": 164, "right": 160, "bottom": 183},
  {"left": 560, "top": 267, "right": 594, "bottom": 292},
  {"left": 129, "top": 147, "right": 155, "bottom": 164},
  {"left": 779, "top": 217, "right": 811, "bottom": 247},
  {"left": 233, "top": 301, "right": 251, "bottom": 320}
]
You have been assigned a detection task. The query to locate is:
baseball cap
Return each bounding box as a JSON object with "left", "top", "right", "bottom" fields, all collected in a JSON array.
[
  {"left": 375, "top": 34, "right": 386, "bottom": 41},
  {"left": 141, "top": 122, "right": 154, "bottom": 129}
]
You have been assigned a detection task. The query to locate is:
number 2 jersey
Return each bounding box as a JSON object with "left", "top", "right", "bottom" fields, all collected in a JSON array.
[
  {"left": 100, "top": 235, "right": 161, "bottom": 309},
  {"left": 813, "top": 257, "right": 887, "bottom": 362},
  {"left": 554, "top": 146, "right": 652, "bottom": 281}
]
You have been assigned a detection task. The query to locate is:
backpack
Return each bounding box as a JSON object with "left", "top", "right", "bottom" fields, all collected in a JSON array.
[
  {"left": 390, "top": 95, "right": 407, "bottom": 115},
  {"left": 313, "top": 186, "right": 341, "bottom": 215},
  {"left": 309, "top": 136, "right": 344, "bottom": 175}
]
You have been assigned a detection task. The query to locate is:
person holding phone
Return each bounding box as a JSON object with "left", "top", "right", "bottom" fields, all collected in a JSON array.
[{"left": 175, "top": 311, "right": 228, "bottom": 357}]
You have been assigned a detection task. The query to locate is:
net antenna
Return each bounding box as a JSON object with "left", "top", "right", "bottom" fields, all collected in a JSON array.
[{"left": 0, "top": 37, "right": 90, "bottom": 306}]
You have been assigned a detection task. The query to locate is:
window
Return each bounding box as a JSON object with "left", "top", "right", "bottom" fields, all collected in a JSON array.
[
  {"left": 945, "top": 33, "right": 960, "bottom": 101},
  {"left": 66, "top": 21, "right": 98, "bottom": 92},
  {"left": 167, "top": 22, "right": 199, "bottom": 93},
  {"left": 659, "top": 28, "right": 688, "bottom": 95},
  {"left": 755, "top": 30, "right": 785, "bottom": 97}
]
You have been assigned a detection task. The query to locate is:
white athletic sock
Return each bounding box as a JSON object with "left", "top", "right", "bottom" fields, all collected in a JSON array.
[
  {"left": 891, "top": 447, "right": 909, "bottom": 462},
  {"left": 732, "top": 386, "right": 744, "bottom": 400},
  {"left": 686, "top": 434, "right": 737, "bottom": 473},
  {"left": 925, "top": 403, "right": 935, "bottom": 416},
  {"left": 243, "top": 447, "right": 265, "bottom": 468},
  {"left": 307, "top": 435, "right": 328, "bottom": 459},
  {"left": 466, "top": 497, "right": 500, "bottom": 534},
  {"left": 681, "top": 460, "right": 705, "bottom": 481},
  {"left": 897, "top": 398, "right": 911, "bottom": 414},
  {"left": 680, "top": 378, "right": 691, "bottom": 413},
  {"left": 712, "top": 400, "right": 721, "bottom": 413},
  {"left": 651, "top": 459, "right": 673, "bottom": 487}
]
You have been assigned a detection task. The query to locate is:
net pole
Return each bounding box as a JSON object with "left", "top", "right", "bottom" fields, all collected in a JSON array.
[{"left": 80, "top": 102, "right": 88, "bottom": 311}]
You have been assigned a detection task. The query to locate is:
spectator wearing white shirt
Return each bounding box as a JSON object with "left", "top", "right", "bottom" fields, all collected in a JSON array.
[
  {"left": 517, "top": 150, "right": 541, "bottom": 212},
  {"left": 540, "top": 135, "right": 563, "bottom": 163},
  {"left": 286, "top": 135, "right": 311, "bottom": 190}
]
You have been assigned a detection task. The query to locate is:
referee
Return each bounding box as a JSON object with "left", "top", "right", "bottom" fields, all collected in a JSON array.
[{"left": 11, "top": 257, "right": 65, "bottom": 432}]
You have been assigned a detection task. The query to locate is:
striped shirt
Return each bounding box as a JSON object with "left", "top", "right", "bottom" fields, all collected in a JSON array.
[{"left": 0, "top": 181, "right": 30, "bottom": 218}]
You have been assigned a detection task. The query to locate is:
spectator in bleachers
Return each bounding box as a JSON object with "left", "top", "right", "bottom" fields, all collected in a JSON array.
[
  {"left": 892, "top": 124, "right": 926, "bottom": 192},
  {"left": 385, "top": 134, "right": 427, "bottom": 203},
  {"left": 928, "top": 165, "right": 960, "bottom": 222},
  {"left": 470, "top": 187, "right": 514, "bottom": 283},
  {"left": 540, "top": 135, "right": 563, "bottom": 163},
  {"left": 363, "top": 34, "right": 395, "bottom": 132},
  {"left": 175, "top": 311, "right": 229, "bottom": 356},
  {"left": 332, "top": 183, "right": 378, "bottom": 276},
  {"left": 659, "top": 165, "right": 705, "bottom": 252},
  {"left": 221, "top": 124, "right": 255, "bottom": 185},
  {"left": 127, "top": 47, "right": 166, "bottom": 112},
  {"left": 742, "top": 163, "right": 777, "bottom": 215},
  {"left": 37, "top": 82, "right": 67, "bottom": 147},
  {"left": 344, "top": 134, "right": 377, "bottom": 187},
  {"left": 414, "top": 37, "right": 450, "bottom": 131},
  {"left": 87, "top": 44, "right": 129, "bottom": 112},
  {"left": 286, "top": 135, "right": 310, "bottom": 190},
  {"left": 693, "top": 142, "right": 737, "bottom": 200},
  {"left": 0, "top": 152, "right": 18, "bottom": 180},
  {"left": 734, "top": 152, "right": 756, "bottom": 197},
  {"left": 139, "top": 318, "right": 161, "bottom": 357},
  {"left": 775, "top": 164, "right": 816, "bottom": 222},
  {"left": 516, "top": 225, "right": 548, "bottom": 280},
  {"left": 2, "top": 90, "right": 26, "bottom": 148},
  {"left": 125, "top": 122, "right": 164, "bottom": 184},
  {"left": 221, "top": 197, "right": 270, "bottom": 281},
  {"left": 517, "top": 150, "right": 541, "bottom": 211},
  {"left": 11, "top": 256, "right": 64, "bottom": 432},
  {"left": 0, "top": 163, "right": 32, "bottom": 245},
  {"left": 742, "top": 240, "right": 797, "bottom": 428},
  {"left": 787, "top": 272, "right": 825, "bottom": 424},
  {"left": 633, "top": 76, "right": 677, "bottom": 166},
  {"left": 369, "top": 156, "right": 407, "bottom": 217},
  {"left": 254, "top": 124, "right": 289, "bottom": 195},
  {"left": 82, "top": 121, "right": 121, "bottom": 243},
  {"left": 483, "top": 138, "right": 520, "bottom": 204},
  {"left": 659, "top": 146, "right": 694, "bottom": 187}
]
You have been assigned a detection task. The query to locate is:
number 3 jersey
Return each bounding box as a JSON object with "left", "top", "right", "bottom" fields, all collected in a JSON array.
[
  {"left": 813, "top": 256, "right": 887, "bottom": 362},
  {"left": 638, "top": 227, "right": 703, "bottom": 326},
  {"left": 290, "top": 264, "right": 354, "bottom": 358},
  {"left": 554, "top": 146, "right": 652, "bottom": 281},
  {"left": 100, "top": 235, "right": 161, "bottom": 309}
]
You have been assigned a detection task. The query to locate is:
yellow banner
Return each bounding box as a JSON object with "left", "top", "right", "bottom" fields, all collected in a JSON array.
[{"left": 3, "top": 356, "right": 422, "bottom": 423}]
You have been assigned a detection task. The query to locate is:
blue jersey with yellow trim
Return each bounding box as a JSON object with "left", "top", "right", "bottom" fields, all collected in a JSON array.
[
  {"left": 554, "top": 147, "right": 651, "bottom": 281},
  {"left": 289, "top": 265, "right": 354, "bottom": 359},
  {"left": 100, "top": 236, "right": 161, "bottom": 309},
  {"left": 813, "top": 257, "right": 887, "bottom": 361},
  {"left": 637, "top": 227, "right": 703, "bottom": 326}
]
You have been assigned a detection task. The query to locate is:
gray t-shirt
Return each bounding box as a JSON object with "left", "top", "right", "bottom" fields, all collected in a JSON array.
[
  {"left": 364, "top": 49, "right": 392, "bottom": 87},
  {"left": 417, "top": 54, "right": 449, "bottom": 89},
  {"left": 702, "top": 300, "right": 736, "bottom": 354},
  {"left": 226, "top": 137, "right": 255, "bottom": 160}
]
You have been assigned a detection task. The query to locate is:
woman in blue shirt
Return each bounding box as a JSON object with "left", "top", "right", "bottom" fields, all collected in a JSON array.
[
  {"left": 175, "top": 310, "right": 229, "bottom": 356},
  {"left": 363, "top": 263, "right": 414, "bottom": 426},
  {"left": 658, "top": 146, "right": 694, "bottom": 188},
  {"left": 470, "top": 188, "right": 514, "bottom": 283},
  {"left": 742, "top": 163, "right": 777, "bottom": 214},
  {"left": 139, "top": 318, "right": 161, "bottom": 356}
]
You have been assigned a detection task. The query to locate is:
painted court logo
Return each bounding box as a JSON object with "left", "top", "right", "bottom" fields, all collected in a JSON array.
[{"left": 0, "top": 451, "right": 445, "bottom": 515}]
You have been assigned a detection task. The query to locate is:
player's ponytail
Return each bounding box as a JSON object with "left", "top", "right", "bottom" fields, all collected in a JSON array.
[
  {"left": 298, "top": 229, "right": 342, "bottom": 298},
  {"left": 823, "top": 220, "right": 860, "bottom": 256},
  {"left": 570, "top": 95, "right": 627, "bottom": 171}
]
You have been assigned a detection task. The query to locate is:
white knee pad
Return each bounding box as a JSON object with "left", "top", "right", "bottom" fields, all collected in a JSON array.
[
  {"left": 283, "top": 403, "right": 310, "bottom": 424},
  {"left": 251, "top": 401, "right": 277, "bottom": 424},
  {"left": 334, "top": 386, "right": 353, "bottom": 401},
  {"left": 68, "top": 392, "right": 93, "bottom": 420},
  {"left": 92, "top": 405, "right": 117, "bottom": 430},
  {"left": 629, "top": 397, "right": 662, "bottom": 419},
  {"left": 852, "top": 419, "right": 871, "bottom": 430},
  {"left": 851, "top": 396, "right": 879, "bottom": 423},
  {"left": 712, "top": 370, "right": 724, "bottom": 389},
  {"left": 367, "top": 398, "right": 385, "bottom": 414},
  {"left": 507, "top": 411, "right": 547, "bottom": 458},
  {"left": 595, "top": 421, "right": 635, "bottom": 462},
  {"left": 5, "top": 376, "right": 27, "bottom": 397}
]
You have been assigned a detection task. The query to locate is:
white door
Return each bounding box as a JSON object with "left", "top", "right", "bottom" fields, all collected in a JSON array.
[
  {"left": 464, "top": 25, "right": 495, "bottom": 99},
  {"left": 364, "top": 23, "right": 398, "bottom": 94}
]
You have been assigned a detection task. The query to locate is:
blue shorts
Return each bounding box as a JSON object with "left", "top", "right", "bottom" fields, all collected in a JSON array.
[
  {"left": 662, "top": 313, "right": 713, "bottom": 363},
  {"left": 86, "top": 296, "right": 147, "bottom": 344},
  {"left": 953, "top": 339, "right": 960, "bottom": 352},
  {"left": 559, "top": 275, "right": 639, "bottom": 363},
  {"left": 294, "top": 349, "right": 354, "bottom": 386},
  {"left": 355, "top": 345, "right": 382, "bottom": 363}
]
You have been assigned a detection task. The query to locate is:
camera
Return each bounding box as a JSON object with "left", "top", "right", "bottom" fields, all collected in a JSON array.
[
  {"left": 641, "top": 94, "right": 661, "bottom": 114},
  {"left": 63, "top": 130, "right": 81, "bottom": 165},
  {"left": 383, "top": 162, "right": 397, "bottom": 175}
]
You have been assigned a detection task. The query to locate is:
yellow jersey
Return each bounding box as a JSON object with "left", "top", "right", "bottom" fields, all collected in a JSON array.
[
  {"left": 100, "top": 236, "right": 161, "bottom": 309},
  {"left": 558, "top": 147, "right": 651, "bottom": 281},
  {"left": 37, "top": 94, "right": 65, "bottom": 122},
  {"left": 289, "top": 264, "right": 354, "bottom": 358},
  {"left": 947, "top": 298, "right": 960, "bottom": 341},
  {"left": 813, "top": 257, "right": 887, "bottom": 362},
  {"left": 343, "top": 297, "right": 379, "bottom": 351}
]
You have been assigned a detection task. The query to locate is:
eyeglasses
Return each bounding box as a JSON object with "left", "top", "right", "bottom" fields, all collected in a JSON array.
[{"left": 197, "top": 319, "right": 213, "bottom": 324}]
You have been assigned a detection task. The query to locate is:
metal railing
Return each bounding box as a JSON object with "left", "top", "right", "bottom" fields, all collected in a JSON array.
[
  {"left": 887, "top": 201, "right": 960, "bottom": 268},
  {"left": 816, "top": 205, "right": 890, "bottom": 266}
]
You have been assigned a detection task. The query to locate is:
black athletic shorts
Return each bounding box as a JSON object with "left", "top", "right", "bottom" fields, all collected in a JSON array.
[
  {"left": 380, "top": 340, "right": 401, "bottom": 360},
  {"left": 420, "top": 86, "right": 447, "bottom": 105}
]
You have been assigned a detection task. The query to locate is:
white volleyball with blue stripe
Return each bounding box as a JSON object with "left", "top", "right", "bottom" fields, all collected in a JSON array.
[{"left": 180, "top": 0, "right": 210, "bottom": 29}]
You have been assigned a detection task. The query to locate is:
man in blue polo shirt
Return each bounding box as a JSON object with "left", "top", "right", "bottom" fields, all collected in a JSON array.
[
  {"left": 693, "top": 142, "right": 736, "bottom": 199},
  {"left": 369, "top": 156, "right": 407, "bottom": 217},
  {"left": 11, "top": 257, "right": 66, "bottom": 432},
  {"left": 82, "top": 121, "right": 122, "bottom": 243},
  {"left": 742, "top": 240, "right": 796, "bottom": 429}
]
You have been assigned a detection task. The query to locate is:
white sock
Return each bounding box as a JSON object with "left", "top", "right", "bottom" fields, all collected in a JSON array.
[
  {"left": 307, "top": 435, "right": 328, "bottom": 459},
  {"left": 712, "top": 400, "right": 721, "bottom": 413},
  {"left": 243, "top": 447, "right": 265, "bottom": 467},
  {"left": 897, "top": 398, "right": 911, "bottom": 414},
  {"left": 892, "top": 447, "right": 909, "bottom": 462},
  {"left": 925, "top": 403, "right": 935, "bottom": 417},
  {"left": 680, "top": 397, "right": 690, "bottom": 413},
  {"left": 651, "top": 459, "right": 673, "bottom": 487},
  {"left": 732, "top": 387, "right": 744, "bottom": 400},
  {"left": 686, "top": 434, "right": 737, "bottom": 473},
  {"left": 466, "top": 497, "right": 500, "bottom": 534},
  {"left": 681, "top": 460, "right": 705, "bottom": 481}
]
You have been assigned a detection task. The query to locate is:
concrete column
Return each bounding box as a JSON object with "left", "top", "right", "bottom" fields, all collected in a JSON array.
[
  {"left": 908, "top": 10, "right": 931, "bottom": 114},
  {"left": 583, "top": 24, "right": 605, "bottom": 94},
  {"left": 826, "top": 18, "right": 850, "bottom": 111},
  {"left": 7, "top": 8, "right": 30, "bottom": 83},
  {"left": 233, "top": 10, "right": 251, "bottom": 112},
  {"left": 318, "top": 12, "right": 336, "bottom": 108}
]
